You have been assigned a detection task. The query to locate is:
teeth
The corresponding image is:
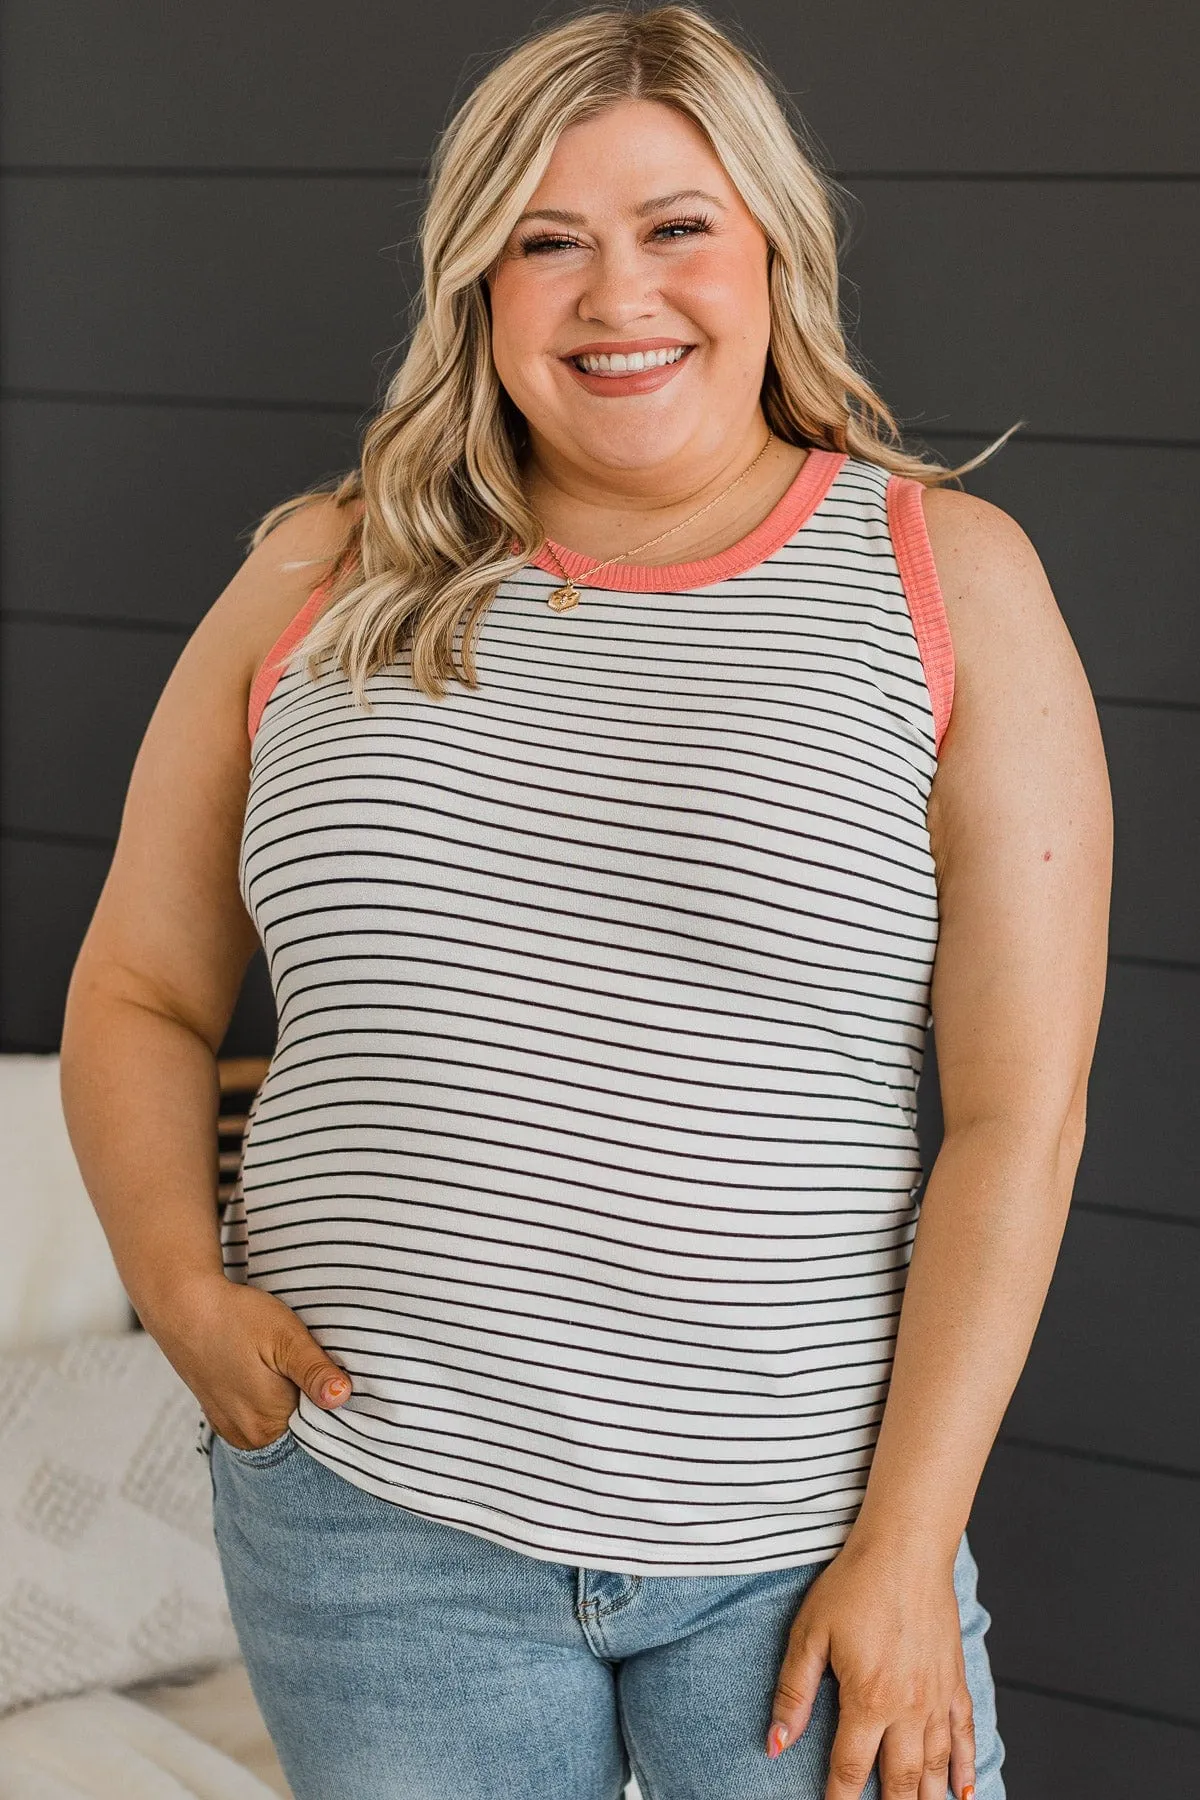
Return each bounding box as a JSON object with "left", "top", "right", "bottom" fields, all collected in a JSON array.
[{"left": 574, "top": 345, "right": 689, "bottom": 374}]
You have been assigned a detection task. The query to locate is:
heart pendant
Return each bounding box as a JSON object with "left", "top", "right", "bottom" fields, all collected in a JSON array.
[{"left": 548, "top": 585, "right": 580, "bottom": 612}]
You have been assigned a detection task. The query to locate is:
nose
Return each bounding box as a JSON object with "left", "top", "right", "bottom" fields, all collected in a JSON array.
[{"left": 576, "top": 242, "right": 661, "bottom": 329}]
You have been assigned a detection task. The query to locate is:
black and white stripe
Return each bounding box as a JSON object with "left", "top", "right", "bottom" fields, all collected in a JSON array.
[{"left": 220, "top": 455, "right": 942, "bottom": 1574}]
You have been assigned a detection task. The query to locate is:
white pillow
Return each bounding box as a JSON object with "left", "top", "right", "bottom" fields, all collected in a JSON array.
[
  {"left": 0, "top": 1055, "right": 132, "bottom": 1351},
  {"left": 0, "top": 1687, "right": 282, "bottom": 1798},
  {"left": 0, "top": 1331, "right": 240, "bottom": 1715}
]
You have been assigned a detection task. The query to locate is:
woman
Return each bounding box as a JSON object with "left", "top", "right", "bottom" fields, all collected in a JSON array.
[{"left": 60, "top": 6, "right": 1112, "bottom": 1798}]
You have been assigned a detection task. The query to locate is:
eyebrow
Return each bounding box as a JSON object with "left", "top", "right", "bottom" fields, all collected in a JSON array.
[{"left": 512, "top": 188, "right": 727, "bottom": 229}]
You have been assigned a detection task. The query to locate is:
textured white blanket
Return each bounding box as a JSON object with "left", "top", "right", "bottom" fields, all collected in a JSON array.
[{"left": 0, "top": 1688, "right": 280, "bottom": 1799}]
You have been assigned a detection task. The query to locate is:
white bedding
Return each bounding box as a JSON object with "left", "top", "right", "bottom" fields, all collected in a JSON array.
[
  {"left": 0, "top": 1055, "right": 131, "bottom": 1356},
  {"left": 0, "top": 1671, "right": 284, "bottom": 1799},
  {"left": 122, "top": 1662, "right": 291, "bottom": 1795}
]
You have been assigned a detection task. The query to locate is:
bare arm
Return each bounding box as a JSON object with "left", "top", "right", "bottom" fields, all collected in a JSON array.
[
  {"left": 58, "top": 497, "right": 357, "bottom": 1440},
  {"left": 850, "top": 484, "right": 1112, "bottom": 1559},
  {"left": 767, "top": 486, "right": 1114, "bottom": 1800}
]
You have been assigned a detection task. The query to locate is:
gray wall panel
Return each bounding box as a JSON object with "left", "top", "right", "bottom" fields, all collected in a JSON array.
[
  {"left": 1001, "top": 1209, "right": 1200, "bottom": 1473},
  {"left": 1, "top": 176, "right": 422, "bottom": 403},
  {"left": 841, "top": 179, "right": 1199, "bottom": 444},
  {"left": 995, "top": 1688, "right": 1200, "bottom": 1797},
  {"left": 1101, "top": 704, "right": 1200, "bottom": 964},
  {"left": 0, "top": 836, "right": 275, "bottom": 1056},
  {"left": 929, "top": 438, "right": 1200, "bottom": 709},
  {"left": 1073, "top": 962, "right": 1199, "bottom": 1225},
  {"left": 969, "top": 1444, "right": 1199, "bottom": 1721},
  {"left": 0, "top": 622, "right": 181, "bottom": 841},
  {"left": 0, "top": 836, "right": 110, "bottom": 1047},
  {"left": 3, "top": 2, "right": 1196, "bottom": 173},
  {"left": 0, "top": 398, "right": 364, "bottom": 629}
]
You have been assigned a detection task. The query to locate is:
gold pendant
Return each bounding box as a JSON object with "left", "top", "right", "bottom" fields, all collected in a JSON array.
[{"left": 548, "top": 583, "right": 580, "bottom": 612}]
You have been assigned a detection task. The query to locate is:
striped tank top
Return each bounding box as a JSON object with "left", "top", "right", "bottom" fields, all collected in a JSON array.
[{"left": 213, "top": 447, "right": 954, "bottom": 1575}]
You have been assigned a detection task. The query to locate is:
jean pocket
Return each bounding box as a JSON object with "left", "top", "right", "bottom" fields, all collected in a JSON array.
[{"left": 220, "top": 1425, "right": 297, "bottom": 1467}]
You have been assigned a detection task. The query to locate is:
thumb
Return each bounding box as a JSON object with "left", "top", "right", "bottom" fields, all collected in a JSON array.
[
  {"left": 270, "top": 1321, "right": 352, "bottom": 1411},
  {"left": 767, "top": 1624, "right": 830, "bottom": 1759}
]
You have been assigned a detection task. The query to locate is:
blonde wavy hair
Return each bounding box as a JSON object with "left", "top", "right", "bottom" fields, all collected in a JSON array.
[{"left": 247, "top": 1, "right": 1020, "bottom": 707}]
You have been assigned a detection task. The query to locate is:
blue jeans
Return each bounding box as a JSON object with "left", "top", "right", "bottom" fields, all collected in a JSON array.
[{"left": 208, "top": 1431, "right": 1005, "bottom": 1800}]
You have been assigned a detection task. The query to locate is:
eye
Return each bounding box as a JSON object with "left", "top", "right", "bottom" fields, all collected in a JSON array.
[
  {"left": 654, "top": 212, "right": 714, "bottom": 241},
  {"left": 516, "top": 213, "right": 714, "bottom": 255}
]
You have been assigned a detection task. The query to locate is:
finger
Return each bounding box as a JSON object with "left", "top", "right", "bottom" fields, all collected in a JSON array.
[
  {"left": 823, "top": 1713, "right": 883, "bottom": 1800},
  {"left": 269, "top": 1322, "right": 352, "bottom": 1409},
  {"left": 877, "top": 1718, "right": 927, "bottom": 1800},
  {"left": 918, "top": 1715, "right": 953, "bottom": 1800},
  {"left": 766, "top": 1630, "right": 828, "bottom": 1758},
  {"left": 948, "top": 1680, "right": 976, "bottom": 1799}
]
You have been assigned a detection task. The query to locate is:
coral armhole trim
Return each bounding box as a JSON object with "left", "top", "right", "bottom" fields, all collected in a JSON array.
[
  {"left": 247, "top": 579, "right": 334, "bottom": 746},
  {"left": 886, "top": 474, "right": 955, "bottom": 755}
]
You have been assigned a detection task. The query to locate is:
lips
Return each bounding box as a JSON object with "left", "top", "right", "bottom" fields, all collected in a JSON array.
[
  {"left": 571, "top": 347, "right": 691, "bottom": 378},
  {"left": 561, "top": 345, "right": 696, "bottom": 396}
]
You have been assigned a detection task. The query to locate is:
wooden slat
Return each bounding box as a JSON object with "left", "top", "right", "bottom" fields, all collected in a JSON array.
[
  {"left": 216, "top": 1055, "right": 269, "bottom": 1208},
  {"left": 1, "top": 835, "right": 278, "bottom": 1057},
  {"left": 2, "top": 0, "right": 1195, "bottom": 172},
  {"left": 0, "top": 396, "right": 363, "bottom": 631},
  {"left": 995, "top": 1686, "right": 1200, "bottom": 1794},
  {"left": 218, "top": 1056, "right": 270, "bottom": 1095},
  {"left": 0, "top": 174, "right": 421, "bottom": 406},
  {"left": 1073, "top": 962, "right": 1200, "bottom": 1225},
  {"left": 1002, "top": 1208, "right": 1200, "bottom": 1473},
  {"left": 969, "top": 1443, "right": 1200, "bottom": 1722}
]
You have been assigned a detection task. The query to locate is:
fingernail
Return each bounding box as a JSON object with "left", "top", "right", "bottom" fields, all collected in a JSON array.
[
  {"left": 321, "top": 1377, "right": 349, "bottom": 1403},
  {"left": 766, "top": 1722, "right": 790, "bottom": 1758},
  {"left": 962, "top": 1786, "right": 975, "bottom": 1799}
]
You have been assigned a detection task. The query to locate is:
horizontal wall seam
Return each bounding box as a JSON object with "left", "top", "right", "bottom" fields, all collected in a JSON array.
[
  {"left": 916, "top": 427, "right": 1200, "bottom": 450},
  {"left": 1, "top": 387, "right": 369, "bottom": 414},
  {"left": 1071, "top": 1198, "right": 1200, "bottom": 1228},
  {"left": 3, "top": 615, "right": 1200, "bottom": 727},
  {"left": 1, "top": 823, "right": 115, "bottom": 851},
  {"left": 2, "top": 610, "right": 212, "bottom": 634},
  {"left": 5, "top": 392, "right": 1200, "bottom": 450},
  {"left": 0, "top": 163, "right": 429, "bottom": 180},
  {"left": 3, "top": 165, "right": 1200, "bottom": 183},
  {"left": 994, "top": 1676, "right": 1200, "bottom": 1734},
  {"left": 996, "top": 1433, "right": 1200, "bottom": 1483},
  {"left": 1108, "top": 953, "right": 1200, "bottom": 974}
]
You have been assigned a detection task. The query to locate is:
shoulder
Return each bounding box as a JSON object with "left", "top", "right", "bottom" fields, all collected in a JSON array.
[
  {"left": 910, "top": 481, "right": 1107, "bottom": 842},
  {"left": 911, "top": 482, "right": 1079, "bottom": 723},
  {"left": 917, "top": 483, "right": 1052, "bottom": 658},
  {"left": 231, "top": 494, "right": 362, "bottom": 681}
]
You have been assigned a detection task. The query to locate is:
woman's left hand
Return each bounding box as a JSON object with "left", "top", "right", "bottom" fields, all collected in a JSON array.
[{"left": 766, "top": 1532, "right": 977, "bottom": 1800}]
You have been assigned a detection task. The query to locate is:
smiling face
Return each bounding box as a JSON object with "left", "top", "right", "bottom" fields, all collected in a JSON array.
[{"left": 487, "top": 98, "right": 773, "bottom": 486}]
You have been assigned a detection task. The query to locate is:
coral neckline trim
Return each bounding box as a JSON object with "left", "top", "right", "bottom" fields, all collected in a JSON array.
[{"left": 525, "top": 447, "right": 846, "bottom": 593}]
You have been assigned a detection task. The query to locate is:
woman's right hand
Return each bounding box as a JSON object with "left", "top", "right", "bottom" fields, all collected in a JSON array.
[{"left": 140, "top": 1273, "right": 352, "bottom": 1451}]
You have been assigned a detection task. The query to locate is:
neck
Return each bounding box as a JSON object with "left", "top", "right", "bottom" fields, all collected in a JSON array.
[{"left": 520, "top": 423, "right": 807, "bottom": 570}]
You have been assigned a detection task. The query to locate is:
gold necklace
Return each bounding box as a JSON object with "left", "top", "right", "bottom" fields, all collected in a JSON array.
[{"left": 540, "top": 432, "right": 776, "bottom": 612}]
